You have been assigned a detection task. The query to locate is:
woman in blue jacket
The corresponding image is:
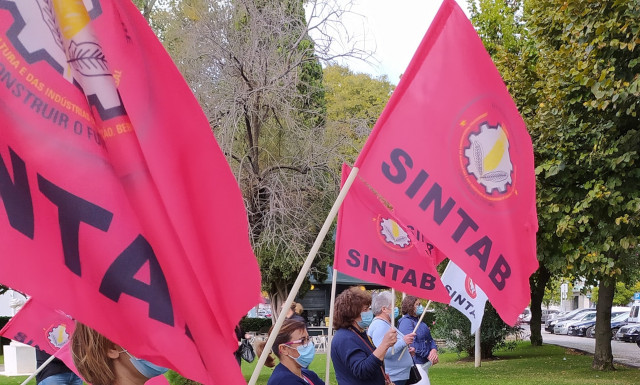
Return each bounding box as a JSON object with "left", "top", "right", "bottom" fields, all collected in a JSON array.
[
  {"left": 397, "top": 296, "right": 439, "bottom": 385},
  {"left": 330, "top": 287, "right": 398, "bottom": 385},
  {"left": 255, "top": 319, "right": 323, "bottom": 385}
]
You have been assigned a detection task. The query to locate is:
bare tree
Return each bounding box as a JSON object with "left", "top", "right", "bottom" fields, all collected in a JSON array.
[{"left": 161, "top": 0, "right": 371, "bottom": 316}]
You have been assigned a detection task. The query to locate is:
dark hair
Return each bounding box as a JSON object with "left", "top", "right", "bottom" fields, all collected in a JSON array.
[
  {"left": 255, "top": 319, "right": 306, "bottom": 368},
  {"left": 401, "top": 295, "right": 419, "bottom": 317},
  {"left": 333, "top": 287, "right": 372, "bottom": 330}
]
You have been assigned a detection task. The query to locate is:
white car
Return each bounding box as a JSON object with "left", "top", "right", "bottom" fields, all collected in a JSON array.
[{"left": 554, "top": 311, "right": 597, "bottom": 335}]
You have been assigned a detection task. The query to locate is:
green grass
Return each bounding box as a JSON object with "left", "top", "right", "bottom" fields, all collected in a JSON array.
[
  {"left": 1, "top": 343, "right": 637, "bottom": 385},
  {"left": 241, "top": 343, "right": 639, "bottom": 385}
]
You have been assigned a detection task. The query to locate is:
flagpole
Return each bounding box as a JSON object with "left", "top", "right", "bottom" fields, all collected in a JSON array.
[
  {"left": 20, "top": 350, "right": 59, "bottom": 385},
  {"left": 325, "top": 268, "right": 338, "bottom": 384},
  {"left": 391, "top": 288, "right": 395, "bottom": 354},
  {"left": 249, "top": 167, "right": 360, "bottom": 385},
  {"left": 475, "top": 325, "right": 481, "bottom": 367},
  {"left": 398, "top": 300, "right": 432, "bottom": 360}
]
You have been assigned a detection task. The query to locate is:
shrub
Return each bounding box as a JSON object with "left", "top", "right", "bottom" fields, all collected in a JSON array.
[
  {"left": 240, "top": 317, "right": 272, "bottom": 333},
  {"left": 431, "top": 302, "right": 520, "bottom": 358}
]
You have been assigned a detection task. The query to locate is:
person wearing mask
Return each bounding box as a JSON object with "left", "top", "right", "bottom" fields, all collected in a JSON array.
[
  {"left": 397, "top": 296, "right": 439, "bottom": 385},
  {"left": 255, "top": 319, "right": 323, "bottom": 385},
  {"left": 330, "top": 287, "right": 397, "bottom": 385},
  {"left": 71, "top": 322, "right": 168, "bottom": 385},
  {"left": 35, "top": 349, "right": 83, "bottom": 385},
  {"left": 367, "top": 292, "right": 416, "bottom": 385}
]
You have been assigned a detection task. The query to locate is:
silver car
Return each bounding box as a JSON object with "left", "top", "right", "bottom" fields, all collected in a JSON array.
[{"left": 554, "top": 311, "right": 597, "bottom": 335}]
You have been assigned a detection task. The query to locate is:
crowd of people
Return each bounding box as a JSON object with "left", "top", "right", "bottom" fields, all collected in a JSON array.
[
  {"left": 65, "top": 289, "right": 436, "bottom": 385},
  {"left": 252, "top": 288, "right": 438, "bottom": 385}
]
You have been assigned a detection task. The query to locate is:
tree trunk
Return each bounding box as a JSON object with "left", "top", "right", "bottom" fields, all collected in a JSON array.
[
  {"left": 592, "top": 276, "right": 615, "bottom": 370},
  {"left": 529, "top": 265, "right": 550, "bottom": 346},
  {"left": 270, "top": 285, "right": 289, "bottom": 325}
]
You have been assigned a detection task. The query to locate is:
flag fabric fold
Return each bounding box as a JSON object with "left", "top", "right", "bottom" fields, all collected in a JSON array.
[
  {"left": 353, "top": 0, "right": 538, "bottom": 325},
  {"left": 0, "top": 1, "right": 261, "bottom": 383},
  {"left": 440, "top": 260, "right": 487, "bottom": 334},
  {"left": 335, "top": 164, "right": 451, "bottom": 303}
]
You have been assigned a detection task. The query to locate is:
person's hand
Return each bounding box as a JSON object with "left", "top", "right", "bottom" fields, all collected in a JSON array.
[
  {"left": 403, "top": 332, "right": 416, "bottom": 345},
  {"left": 428, "top": 349, "right": 439, "bottom": 365},
  {"left": 382, "top": 327, "right": 398, "bottom": 349},
  {"left": 409, "top": 347, "right": 416, "bottom": 356}
]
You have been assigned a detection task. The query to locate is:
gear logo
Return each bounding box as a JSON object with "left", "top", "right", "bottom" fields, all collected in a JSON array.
[
  {"left": 379, "top": 218, "right": 411, "bottom": 249},
  {"left": 47, "top": 324, "right": 70, "bottom": 349},
  {"left": 464, "top": 123, "right": 513, "bottom": 194}
]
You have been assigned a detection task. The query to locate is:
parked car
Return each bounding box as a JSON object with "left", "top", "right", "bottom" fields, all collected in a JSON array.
[
  {"left": 554, "top": 311, "right": 597, "bottom": 335},
  {"left": 546, "top": 308, "right": 595, "bottom": 333},
  {"left": 541, "top": 309, "right": 561, "bottom": 323},
  {"left": 615, "top": 323, "right": 640, "bottom": 342},
  {"left": 569, "top": 311, "right": 628, "bottom": 337},
  {"left": 518, "top": 308, "right": 532, "bottom": 324}
]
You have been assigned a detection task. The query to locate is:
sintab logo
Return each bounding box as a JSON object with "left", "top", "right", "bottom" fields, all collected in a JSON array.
[
  {"left": 465, "top": 275, "right": 478, "bottom": 299},
  {"left": 463, "top": 122, "right": 513, "bottom": 194},
  {"left": 47, "top": 324, "right": 70, "bottom": 349},
  {"left": 379, "top": 217, "right": 411, "bottom": 249}
]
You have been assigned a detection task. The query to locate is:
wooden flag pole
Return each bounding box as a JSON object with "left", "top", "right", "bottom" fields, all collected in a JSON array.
[
  {"left": 249, "top": 167, "right": 360, "bottom": 385},
  {"left": 325, "top": 268, "right": 338, "bottom": 384}
]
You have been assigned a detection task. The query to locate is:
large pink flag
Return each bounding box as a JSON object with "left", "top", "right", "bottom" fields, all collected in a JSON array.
[
  {"left": 353, "top": 0, "right": 538, "bottom": 325},
  {"left": 0, "top": 1, "right": 261, "bottom": 383},
  {"left": 335, "top": 165, "right": 451, "bottom": 303}
]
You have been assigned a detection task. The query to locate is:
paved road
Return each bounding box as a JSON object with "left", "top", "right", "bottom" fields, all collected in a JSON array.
[{"left": 521, "top": 325, "right": 640, "bottom": 368}]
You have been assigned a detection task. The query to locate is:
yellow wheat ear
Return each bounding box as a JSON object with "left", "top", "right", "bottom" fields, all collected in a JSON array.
[
  {"left": 484, "top": 129, "right": 507, "bottom": 172},
  {"left": 53, "top": 0, "right": 90, "bottom": 39},
  {"left": 391, "top": 220, "right": 400, "bottom": 238}
]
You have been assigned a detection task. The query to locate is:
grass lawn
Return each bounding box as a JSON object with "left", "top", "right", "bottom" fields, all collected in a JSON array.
[
  {"left": 241, "top": 342, "right": 639, "bottom": 385},
  {"left": 1, "top": 343, "right": 637, "bottom": 384}
]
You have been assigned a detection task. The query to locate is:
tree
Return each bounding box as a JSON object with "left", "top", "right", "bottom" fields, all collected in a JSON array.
[
  {"left": 591, "top": 281, "right": 640, "bottom": 306},
  {"left": 322, "top": 64, "right": 395, "bottom": 168},
  {"left": 157, "top": 0, "right": 371, "bottom": 317},
  {"left": 526, "top": 0, "right": 640, "bottom": 370}
]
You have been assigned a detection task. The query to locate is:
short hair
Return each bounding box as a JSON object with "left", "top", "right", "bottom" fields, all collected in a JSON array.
[
  {"left": 294, "top": 302, "right": 304, "bottom": 315},
  {"left": 333, "top": 287, "right": 372, "bottom": 330},
  {"left": 290, "top": 302, "right": 298, "bottom": 312},
  {"left": 401, "top": 295, "right": 419, "bottom": 316},
  {"left": 255, "top": 319, "right": 306, "bottom": 368},
  {"left": 71, "top": 323, "right": 117, "bottom": 385},
  {"left": 371, "top": 291, "right": 393, "bottom": 316}
]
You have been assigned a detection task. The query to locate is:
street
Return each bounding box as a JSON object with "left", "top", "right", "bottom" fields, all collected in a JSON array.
[{"left": 521, "top": 325, "right": 640, "bottom": 368}]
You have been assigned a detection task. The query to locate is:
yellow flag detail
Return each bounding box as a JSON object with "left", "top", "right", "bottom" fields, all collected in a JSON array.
[
  {"left": 53, "top": 0, "right": 90, "bottom": 39},
  {"left": 391, "top": 220, "right": 400, "bottom": 238},
  {"left": 57, "top": 325, "right": 65, "bottom": 344},
  {"left": 484, "top": 129, "right": 507, "bottom": 171}
]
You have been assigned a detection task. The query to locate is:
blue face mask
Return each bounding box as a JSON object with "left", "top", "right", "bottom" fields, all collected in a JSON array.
[
  {"left": 358, "top": 310, "right": 374, "bottom": 328},
  {"left": 416, "top": 304, "right": 424, "bottom": 315},
  {"left": 287, "top": 342, "right": 316, "bottom": 368},
  {"left": 124, "top": 351, "right": 169, "bottom": 378},
  {"left": 394, "top": 307, "right": 400, "bottom": 318}
]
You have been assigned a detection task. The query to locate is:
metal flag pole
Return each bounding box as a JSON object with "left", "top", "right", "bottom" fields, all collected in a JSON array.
[{"left": 325, "top": 268, "right": 338, "bottom": 384}]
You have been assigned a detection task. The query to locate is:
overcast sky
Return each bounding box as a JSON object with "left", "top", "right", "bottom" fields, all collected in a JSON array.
[{"left": 314, "top": 0, "right": 470, "bottom": 84}]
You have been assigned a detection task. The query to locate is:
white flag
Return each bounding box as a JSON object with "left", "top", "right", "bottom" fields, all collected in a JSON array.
[{"left": 441, "top": 260, "right": 488, "bottom": 334}]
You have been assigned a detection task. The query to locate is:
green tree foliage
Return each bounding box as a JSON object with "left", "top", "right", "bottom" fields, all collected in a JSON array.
[
  {"left": 526, "top": 0, "right": 640, "bottom": 370},
  {"left": 591, "top": 281, "right": 640, "bottom": 305},
  {"left": 322, "top": 64, "right": 395, "bottom": 168},
  {"left": 432, "top": 303, "right": 520, "bottom": 358}
]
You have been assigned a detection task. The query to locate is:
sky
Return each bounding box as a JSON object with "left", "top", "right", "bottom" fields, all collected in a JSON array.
[{"left": 312, "top": 0, "right": 470, "bottom": 84}]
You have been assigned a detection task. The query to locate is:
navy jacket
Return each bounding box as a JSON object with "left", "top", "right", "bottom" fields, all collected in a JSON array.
[
  {"left": 267, "top": 363, "right": 324, "bottom": 385},
  {"left": 397, "top": 315, "right": 437, "bottom": 365},
  {"left": 330, "top": 326, "right": 386, "bottom": 385}
]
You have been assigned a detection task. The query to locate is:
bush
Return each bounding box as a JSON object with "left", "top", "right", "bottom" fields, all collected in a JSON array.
[
  {"left": 431, "top": 303, "right": 520, "bottom": 358},
  {"left": 240, "top": 317, "right": 272, "bottom": 333}
]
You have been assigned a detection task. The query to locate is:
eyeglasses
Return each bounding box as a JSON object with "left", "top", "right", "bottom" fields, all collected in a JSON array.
[{"left": 283, "top": 336, "right": 311, "bottom": 347}]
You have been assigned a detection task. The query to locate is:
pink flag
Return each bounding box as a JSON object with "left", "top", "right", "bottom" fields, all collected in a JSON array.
[
  {"left": 353, "top": 0, "right": 538, "bottom": 325},
  {"left": 335, "top": 164, "right": 451, "bottom": 303},
  {"left": 0, "top": 1, "right": 260, "bottom": 383},
  {"left": 0, "top": 298, "right": 170, "bottom": 385},
  {"left": 0, "top": 298, "right": 75, "bottom": 356}
]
